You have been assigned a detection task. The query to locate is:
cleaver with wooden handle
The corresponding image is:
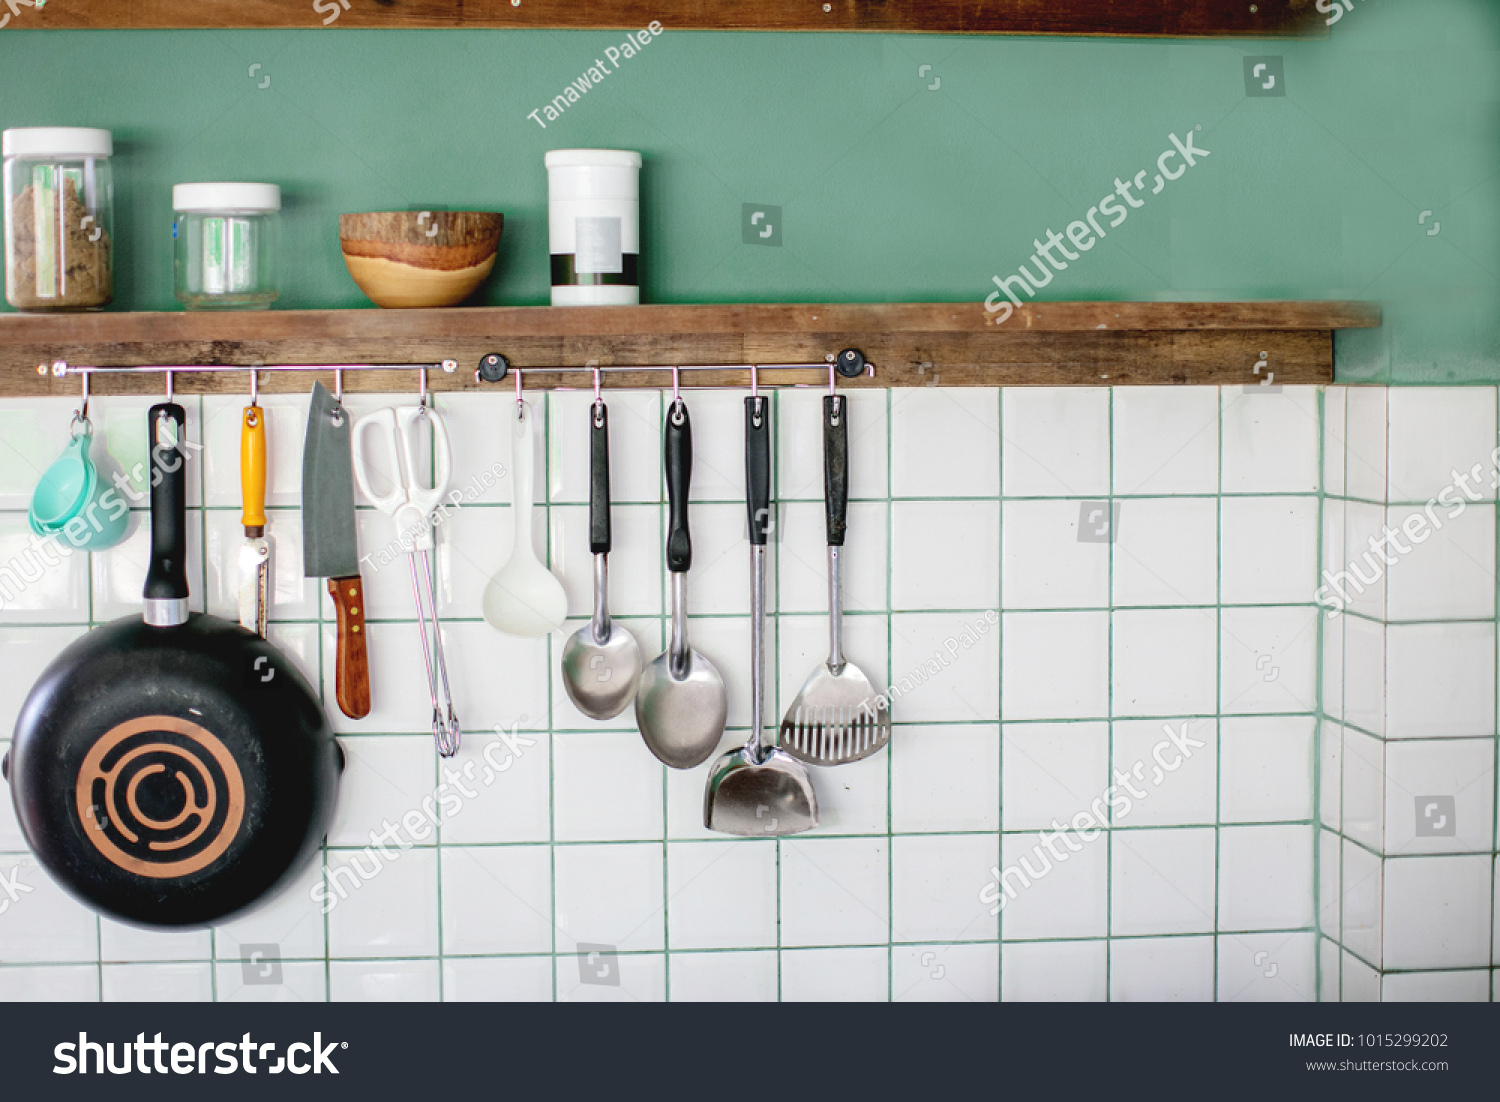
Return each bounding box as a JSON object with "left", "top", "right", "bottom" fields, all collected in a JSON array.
[{"left": 302, "top": 381, "right": 371, "bottom": 719}]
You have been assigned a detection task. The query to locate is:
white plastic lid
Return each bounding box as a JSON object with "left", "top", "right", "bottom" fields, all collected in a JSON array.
[
  {"left": 173, "top": 183, "right": 282, "bottom": 213},
  {"left": 545, "top": 149, "right": 642, "bottom": 170},
  {"left": 2, "top": 127, "right": 113, "bottom": 160}
]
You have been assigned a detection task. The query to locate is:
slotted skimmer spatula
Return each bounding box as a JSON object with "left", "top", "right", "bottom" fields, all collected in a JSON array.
[{"left": 780, "top": 394, "right": 891, "bottom": 765}]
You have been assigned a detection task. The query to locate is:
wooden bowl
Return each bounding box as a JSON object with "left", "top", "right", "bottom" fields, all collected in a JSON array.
[{"left": 338, "top": 211, "right": 503, "bottom": 309}]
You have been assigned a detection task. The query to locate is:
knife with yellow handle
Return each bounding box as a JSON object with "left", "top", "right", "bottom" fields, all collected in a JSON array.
[{"left": 239, "top": 404, "right": 271, "bottom": 637}]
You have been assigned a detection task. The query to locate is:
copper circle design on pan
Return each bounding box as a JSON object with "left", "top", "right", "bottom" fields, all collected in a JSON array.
[{"left": 73, "top": 715, "right": 245, "bottom": 879}]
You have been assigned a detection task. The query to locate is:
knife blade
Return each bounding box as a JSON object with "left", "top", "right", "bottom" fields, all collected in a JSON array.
[
  {"left": 303, "top": 381, "right": 371, "bottom": 719},
  {"left": 238, "top": 404, "right": 271, "bottom": 637}
]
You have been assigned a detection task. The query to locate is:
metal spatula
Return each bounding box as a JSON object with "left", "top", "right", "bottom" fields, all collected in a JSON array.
[
  {"left": 705, "top": 395, "right": 818, "bottom": 836},
  {"left": 780, "top": 394, "right": 891, "bottom": 765}
]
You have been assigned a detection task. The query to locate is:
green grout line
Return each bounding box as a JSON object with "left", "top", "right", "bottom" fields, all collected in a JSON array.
[
  {"left": 1212, "top": 389, "right": 1222, "bottom": 1001},
  {"left": 429, "top": 397, "right": 446, "bottom": 1004},
  {"left": 652, "top": 390, "right": 673, "bottom": 1004},
  {"left": 1105, "top": 384, "right": 1115, "bottom": 1000},
  {"left": 995, "top": 385, "right": 1005, "bottom": 1001},
  {"left": 1313, "top": 384, "right": 1328, "bottom": 1003},
  {"left": 1213, "top": 388, "right": 1225, "bottom": 1001},
  {"left": 1491, "top": 393, "right": 1499, "bottom": 1005},
  {"left": 545, "top": 390, "right": 559, "bottom": 1003}
]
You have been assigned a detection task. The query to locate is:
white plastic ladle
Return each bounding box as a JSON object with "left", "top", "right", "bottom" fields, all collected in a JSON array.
[{"left": 483, "top": 400, "right": 568, "bottom": 636}]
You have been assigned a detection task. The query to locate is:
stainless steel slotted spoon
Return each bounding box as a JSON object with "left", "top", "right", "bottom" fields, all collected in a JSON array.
[{"left": 780, "top": 393, "right": 891, "bottom": 765}]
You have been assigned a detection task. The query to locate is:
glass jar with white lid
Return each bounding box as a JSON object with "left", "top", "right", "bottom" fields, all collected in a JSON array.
[
  {"left": 173, "top": 182, "right": 280, "bottom": 310},
  {"left": 3, "top": 127, "right": 115, "bottom": 312}
]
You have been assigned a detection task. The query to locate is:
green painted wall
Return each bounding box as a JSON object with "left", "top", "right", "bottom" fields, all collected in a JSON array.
[{"left": 1, "top": 1, "right": 1496, "bottom": 382}]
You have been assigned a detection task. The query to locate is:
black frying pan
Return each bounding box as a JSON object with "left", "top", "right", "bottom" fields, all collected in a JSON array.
[{"left": 2, "top": 402, "right": 343, "bottom": 928}]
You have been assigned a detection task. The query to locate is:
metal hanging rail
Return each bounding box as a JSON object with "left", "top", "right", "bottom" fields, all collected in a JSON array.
[{"left": 38, "top": 348, "right": 874, "bottom": 394}]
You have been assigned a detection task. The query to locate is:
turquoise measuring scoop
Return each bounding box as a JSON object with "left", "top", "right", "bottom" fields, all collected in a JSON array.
[
  {"left": 27, "top": 424, "right": 130, "bottom": 550},
  {"left": 29, "top": 431, "right": 96, "bottom": 531}
]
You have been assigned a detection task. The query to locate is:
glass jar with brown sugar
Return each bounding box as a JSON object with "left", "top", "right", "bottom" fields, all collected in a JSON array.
[{"left": 3, "top": 128, "right": 114, "bottom": 312}]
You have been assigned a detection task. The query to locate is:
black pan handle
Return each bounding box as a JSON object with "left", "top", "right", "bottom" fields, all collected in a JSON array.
[
  {"left": 823, "top": 395, "right": 848, "bottom": 547},
  {"left": 144, "top": 402, "right": 189, "bottom": 623},
  {"left": 590, "top": 403, "right": 611, "bottom": 555},
  {"left": 746, "top": 397, "right": 772, "bottom": 546},
  {"left": 665, "top": 400, "right": 692, "bottom": 573}
]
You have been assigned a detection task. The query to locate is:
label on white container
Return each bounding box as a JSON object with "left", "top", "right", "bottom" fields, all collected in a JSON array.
[
  {"left": 201, "top": 217, "right": 256, "bottom": 295},
  {"left": 574, "top": 216, "right": 623, "bottom": 275}
]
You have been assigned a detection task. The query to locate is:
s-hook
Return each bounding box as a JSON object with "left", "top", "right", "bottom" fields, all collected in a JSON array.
[
  {"left": 71, "top": 367, "right": 91, "bottom": 435},
  {"left": 670, "top": 366, "right": 684, "bottom": 425}
]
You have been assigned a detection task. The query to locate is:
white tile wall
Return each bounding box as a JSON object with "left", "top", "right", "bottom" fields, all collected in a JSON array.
[
  {"left": 1002, "top": 939, "right": 1107, "bottom": 1002},
  {"left": 1385, "top": 387, "right": 1497, "bottom": 504},
  {"left": 1220, "top": 931, "right": 1317, "bottom": 1002},
  {"left": 1002, "top": 387, "right": 1110, "bottom": 498},
  {"left": 1381, "top": 969, "right": 1490, "bottom": 1002},
  {"left": 1110, "top": 829, "right": 1217, "bottom": 936},
  {"left": 1109, "top": 936, "right": 1215, "bottom": 1001},
  {"left": 1320, "top": 385, "right": 1500, "bottom": 1002},
  {"left": 1220, "top": 387, "right": 1320, "bottom": 494},
  {"left": 1112, "top": 388, "right": 1218, "bottom": 495},
  {"left": 1112, "top": 497, "right": 1217, "bottom": 606},
  {"left": 0, "top": 384, "right": 1487, "bottom": 1002}
]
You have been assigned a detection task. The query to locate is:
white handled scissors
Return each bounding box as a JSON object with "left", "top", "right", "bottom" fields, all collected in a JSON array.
[{"left": 351, "top": 404, "right": 460, "bottom": 756}]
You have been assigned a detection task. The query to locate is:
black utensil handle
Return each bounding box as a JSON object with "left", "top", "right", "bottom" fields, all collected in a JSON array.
[
  {"left": 144, "top": 402, "right": 190, "bottom": 606},
  {"left": 665, "top": 401, "right": 692, "bottom": 572},
  {"left": 590, "top": 403, "right": 611, "bottom": 554},
  {"left": 823, "top": 395, "right": 849, "bottom": 547},
  {"left": 746, "top": 396, "right": 772, "bottom": 546}
]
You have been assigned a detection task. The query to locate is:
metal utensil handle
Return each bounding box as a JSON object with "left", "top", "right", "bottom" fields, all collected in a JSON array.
[
  {"left": 745, "top": 396, "right": 772, "bottom": 546},
  {"left": 591, "top": 553, "right": 612, "bottom": 645},
  {"left": 417, "top": 548, "right": 461, "bottom": 756},
  {"left": 823, "top": 394, "right": 848, "bottom": 548},
  {"left": 144, "top": 402, "right": 190, "bottom": 625},
  {"left": 828, "top": 545, "right": 845, "bottom": 674},
  {"left": 668, "top": 569, "right": 689, "bottom": 677},
  {"left": 590, "top": 402, "right": 611, "bottom": 555},
  {"left": 745, "top": 396, "right": 772, "bottom": 759},
  {"left": 510, "top": 401, "right": 536, "bottom": 558},
  {"left": 665, "top": 400, "right": 692, "bottom": 573},
  {"left": 749, "top": 544, "right": 766, "bottom": 760},
  {"left": 824, "top": 395, "right": 849, "bottom": 672},
  {"left": 409, "top": 549, "right": 460, "bottom": 757}
]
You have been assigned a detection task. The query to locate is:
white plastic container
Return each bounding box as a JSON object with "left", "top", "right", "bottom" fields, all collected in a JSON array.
[
  {"left": 172, "top": 182, "right": 281, "bottom": 310},
  {"left": 545, "top": 149, "right": 640, "bottom": 306},
  {"left": 2, "top": 127, "right": 114, "bottom": 312}
]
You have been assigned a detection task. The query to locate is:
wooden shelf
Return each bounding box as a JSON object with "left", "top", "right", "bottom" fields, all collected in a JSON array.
[
  {"left": 11, "top": 1, "right": 1327, "bottom": 37},
  {"left": 0, "top": 301, "right": 1380, "bottom": 395}
]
